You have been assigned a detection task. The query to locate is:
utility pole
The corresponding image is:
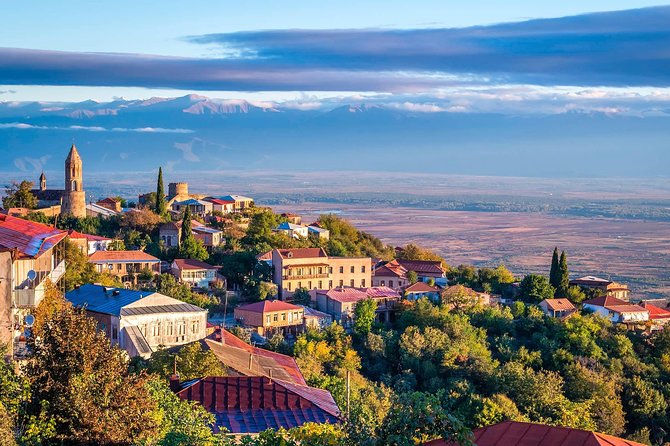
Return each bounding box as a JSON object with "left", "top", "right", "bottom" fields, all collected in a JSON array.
[{"left": 346, "top": 369, "right": 351, "bottom": 420}]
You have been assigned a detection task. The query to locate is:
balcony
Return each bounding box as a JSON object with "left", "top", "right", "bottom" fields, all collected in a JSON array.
[
  {"left": 13, "top": 260, "right": 66, "bottom": 308},
  {"left": 283, "top": 273, "right": 329, "bottom": 280}
]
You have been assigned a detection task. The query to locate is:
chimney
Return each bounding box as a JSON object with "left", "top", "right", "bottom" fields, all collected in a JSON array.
[
  {"left": 169, "top": 374, "right": 181, "bottom": 392},
  {"left": 248, "top": 353, "right": 253, "bottom": 370}
]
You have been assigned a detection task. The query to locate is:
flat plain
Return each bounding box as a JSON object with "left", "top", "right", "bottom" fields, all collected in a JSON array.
[{"left": 273, "top": 203, "right": 670, "bottom": 300}]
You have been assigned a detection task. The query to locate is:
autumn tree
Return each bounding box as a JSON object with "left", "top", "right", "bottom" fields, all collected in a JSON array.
[
  {"left": 406, "top": 270, "right": 419, "bottom": 285},
  {"left": 145, "top": 342, "right": 226, "bottom": 381},
  {"left": 2, "top": 180, "right": 37, "bottom": 209},
  {"left": 25, "top": 292, "right": 160, "bottom": 444},
  {"left": 441, "top": 285, "right": 479, "bottom": 310}
]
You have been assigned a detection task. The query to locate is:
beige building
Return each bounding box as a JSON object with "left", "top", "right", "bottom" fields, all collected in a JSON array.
[
  {"left": 270, "top": 248, "right": 371, "bottom": 300},
  {"left": 570, "top": 276, "right": 630, "bottom": 301},
  {"left": 0, "top": 214, "right": 68, "bottom": 358},
  {"left": 66, "top": 284, "right": 207, "bottom": 358},
  {"left": 234, "top": 300, "right": 304, "bottom": 336},
  {"left": 89, "top": 250, "right": 160, "bottom": 285},
  {"left": 315, "top": 286, "right": 401, "bottom": 327}
]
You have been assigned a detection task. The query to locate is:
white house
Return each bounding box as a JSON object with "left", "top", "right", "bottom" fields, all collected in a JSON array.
[
  {"left": 275, "top": 222, "right": 309, "bottom": 238},
  {"left": 171, "top": 258, "right": 222, "bottom": 289},
  {"left": 583, "top": 295, "right": 649, "bottom": 325}
]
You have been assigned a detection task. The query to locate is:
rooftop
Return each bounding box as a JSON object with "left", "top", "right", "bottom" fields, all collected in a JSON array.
[
  {"left": 540, "top": 298, "right": 576, "bottom": 312},
  {"left": 393, "top": 258, "right": 445, "bottom": 275},
  {"left": 0, "top": 214, "right": 68, "bottom": 259},
  {"left": 66, "top": 284, "right": 205, "bottom": 317},
  {"left": 403, "top": 282, "right": 440, "bottom": 293},
  {"left": 89, "top": 250, "right": 160, "bottom": 263},
  {"left": 176, "top": 376, "right": 339, "bottom": 434},
  {"left": 425, "top": 421, "right": 646, "bottom": 446},
  {"left": 172, "top": 258, "right": 218, "bottom": 271},
  {"left": 275, "top": 247, "right": 327, "bottom": 260},
  {"left": 68, "top": 229, "right": 111, "bottom": 242},
  {"left": 641, "top": 302, "right": 670, "bottom": 320},
  {"left": 319, "top": 286, "right": 400, "bottom": 303},
  {"left": 236, "top": 300, "right": 303, "bottom": 314}
]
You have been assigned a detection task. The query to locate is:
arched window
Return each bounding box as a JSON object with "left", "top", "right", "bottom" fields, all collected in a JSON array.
[
  {"left": 72, "top": 180, "right": 78, "bottom": 191},
  {"left": 71, "top": 167, "right": 76, "bottom": 177}
]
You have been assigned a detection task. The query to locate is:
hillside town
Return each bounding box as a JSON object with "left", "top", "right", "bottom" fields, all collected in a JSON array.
[{"left": 1, "top": 145, "right": 668, "bottom": 446}]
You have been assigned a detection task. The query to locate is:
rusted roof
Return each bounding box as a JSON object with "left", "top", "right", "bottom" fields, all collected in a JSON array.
[
  {"left": 642, "top": 302, "right": 670, "bottom": 320},
  {"left": 173, "top": 258, "right": 218, "bottom": 271},
  {"left": 68, "top": 229, "right": 111, "bottom": 242},
  {"left": 176, "top": 376, "right": 339, "bottom": 434},
  {"left": 276, "top": 247, "right": 327, "bottom": 259},
  {"left": 403, "top": 282, "right": 440, "bottom": 293},
  {"left": 541, "top": 298, "right": 576, "bottom": 311},
  {"left": 0, "top": 214, "right": 68, "bottom": 259},
  {"left": 424, "top": 421, "right": 646, "bottom": 446},
  {"left": 89, "top": 250, "right": 160, "bottom": 263},
  {"left": 205, "top": 329, "right": 306, "bottom": 385},
  {"left": 235, "top": 300, "right": 303, "bottom": 314}
]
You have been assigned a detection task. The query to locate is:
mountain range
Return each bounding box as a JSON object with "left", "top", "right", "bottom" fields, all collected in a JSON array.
[{"left": 1, "top": 94, "right": 668, "bottom": 178}]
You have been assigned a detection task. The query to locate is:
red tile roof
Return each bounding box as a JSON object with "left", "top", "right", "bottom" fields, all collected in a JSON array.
[
  {"left": 403, "top": 282, "right": 440, "bottom": 293},
  {"left": 176, "top": 376, "right": 339, "bottom": 434},
  {"left": 88, "top": 250, "right": 160, "bottom": 263},
  {"left": 319, "top": 286, "right": 400, "bottom": 303},
  {"left": 0, "top": 214, "right": 68, "bottom": 259},
  {"left": 584, "top": 296, "right": 647, "bottom": 314},
  {"left": 374, "top": 263, "right": 407, "bottom": 278},
  {"left": 236, "top": 300, "right": 303, "bottom": 313},
  {"left": 541, "top": 298, "right": 576, "bottom": 311},
  {"left": 67, "top": 229, "right": 111, "bottom": 242},
  {"left": 424, "top": 421, "right": 646, "bottom": 446},
  {"left": 206, "top": 198, "right": 235, "bottom": 205},
  {"left": 172, "top": 258, "right": 217, "bottom": 271},
  {"left": 257, "top": 250, "right": 273, "bottom": 261},
  {"left": 642, "top": 302, "right": 670, "bottom": 320},
  {"left": 276, "top": 248, "right": 327, "bottom": 259},
  {"left": 204, "top": 329, "right": 306, "bottom": 385}
]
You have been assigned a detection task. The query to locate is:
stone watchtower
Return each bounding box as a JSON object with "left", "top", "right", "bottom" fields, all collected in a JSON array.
[
  {"left": 39, "top": 172, "right": 46, "bottom": 191},
  {"left": 61, "top": 144, "right": 87, "bottom": 217}
]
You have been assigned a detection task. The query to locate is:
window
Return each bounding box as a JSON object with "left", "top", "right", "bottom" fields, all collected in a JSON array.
[
  {"left": 166, "top": 322, "right": 173, "bottom": 336},
  {"left": 282, "top": 313, "right": 286, "bottom": 321},
  {"left": 350, "top": 279, "right": 355, "bottom": 287},
  {"left": 350, "top": 266, "right": 355, "bottom": 273},
  {"left": 151, "top": 323, "right": 160, "bottom": 337},
  {"left": 266, "top": 315, "right": 271, "bottom": 324},
  {"left": 381, "top": 280, "right": 386, "bottom": 286},
  {"left": 298, "top": 281, "right": 302, "bottom": 288},
  {"left": 318, "top": 280, "right": 322, "bottom": 288},
  {"left": 329, "top": 267, "right": 333, "bottom": 274},
  {"left": 339, "top": 266, "right": 344, "bottom": 273},
  {"left": 339, "top": 280, "right": 344, "bottom": 287},
  {"left": 112, "top": 326, "right": 118, "bottom": 340},
  {"left": 318, "top": 267, "right": 323, "bottom": 274},
  {"left": 361, "top": 266, "right": 366, "bottom": 273},
  {"left": 273, "top": 314, "right": 278, "bottom": 322},
  {"left": 329, "top": 280, "right": 333, "bottom": 288},
  {"left": 308, "top": 281, "right": 312, "bottom": 289},
  {"left": 178, "top": 322, "right": 186, "bottom": 335},
  {"left": 361, "top": 279, "right": 366, "bottom": 287},
  {"left": 192, "top": 319, "right": 199, "bottom": 334},
  {"left": 289, "top": 312, "right": 293, "bottom": 322},
  {"left": 99, "top": 323, "right": 107, "bottom": 332},
  {"left": 389, "top": 280, "right": 394, "bottom": 288},
  {"left": 287, "top": 282, "right": 292, "bottom": 291}
]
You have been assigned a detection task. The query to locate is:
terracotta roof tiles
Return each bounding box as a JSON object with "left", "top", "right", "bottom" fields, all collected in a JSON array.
[{"left": 88, "top": 250, "right": 160, "bottom": 263}]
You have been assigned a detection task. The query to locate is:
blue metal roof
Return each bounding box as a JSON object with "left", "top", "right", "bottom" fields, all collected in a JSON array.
[{"left": 66, "top": 284, "right": 150, "bottom": 316}]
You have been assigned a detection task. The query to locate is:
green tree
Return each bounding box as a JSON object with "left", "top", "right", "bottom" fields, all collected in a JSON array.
[
  {"left": 556, "top": 251, "right": 570, "bottom": 297},
  {"left": 26, "top": 293, "right": 160, "bottom": 444},
  {"left": 406, "top": 270, "right": 418, "bottom": 285},
  {"left": 179, "top": 207, "right": 209, "bottom": 261},
  {"left": 354, "top": 299, "right": 378, "bottom": 337},
  {"left": 62, "top": 239, "right": 121, "bottom": 291},
  {"left": 155, "top": 166, "right": 167, "bottom": 216},
  {"left": 549, "top": 247, "right": 560, "bottom": 290},
  {"left": 566, "top": 285, "right": 586, "bottom": 303},
  {"left": 292, "top": 287, "right": 312, "bottom": 306},
  {"left": 2, "top": 180, "right": 37, "bottom": 209},
  {"left": 518, "top": 274, "right": 555, "bottom": 303},
  {"left": 0, "top": 403, "right": 16, "bottom": 446},
  {"left": 146, "top": 343, "right": 226, "bottom": 381},
  {"left": 154, "top": 273, "right": 217, "bottom": 309},
  {"left": 441, "top": 285, "right": 479, "bottom": 310}
]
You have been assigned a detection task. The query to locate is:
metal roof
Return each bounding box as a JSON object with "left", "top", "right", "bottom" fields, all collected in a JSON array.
[
  {"left": 176, "top": 376, "right": 339, "bottom": 434},
  {"left": 124, "top": 325, "right": 153, "bottom": 356},
  {"left": 0, "top": 214, "right": 68, "bottom": 259},
  {"left": 66, "top": 284, "right": 205, "bottom": 317}
]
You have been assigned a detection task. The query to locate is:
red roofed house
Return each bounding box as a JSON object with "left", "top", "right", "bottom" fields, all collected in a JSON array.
[
  {"left": 641, "top": 302, "right": 670, "bottom": 330},
  {"left": 88, "top": 250, "right": 160, "bottom": 285},
  {"left": 96, "top": 197, "right": 122, "bottom": 212},
  {"left": 204, "top": 328, "right": 306, "bottom": 385},
  {"left": 68, "top": 229, "right": 112, "bottom": 255},
  {"left": 0, "top": 214, "right": 68, "bottom": 357},
  {"left": 539, "top": 298, "right": 577, "bottom": 318},
  {"left": 570, "top": 275, "right": 630, "bottom": 301},
  {"left": 424, "top": 420, "right": 646, "bottom": 446},
  {"left": 402, "top": 281, "right": 441, "bottom": 303},
  {"left": 234, "top": 300, "right": 305, "bottom": 336},
  {"left": 583, "top": 295, "right": 649, "bottom": 326},
  {"left": 174, "top": 376, "right": 340, "bottom": 435},
  {"left": 315, "top": 286, "right": 401, "bottom": 326},
  {"left": 171, "top": 258, "right": 223, "bottom": 289},
  {"left": 271, "top": 248, "right": 371, "bottom": 300}
]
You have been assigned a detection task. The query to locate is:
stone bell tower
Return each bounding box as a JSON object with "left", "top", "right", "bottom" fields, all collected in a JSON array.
[
  {"left": 61, "top": 144, "right": 87, "bottom": 217},
  {"left": 39, "top": 172, "right": 46, "bottom": 191}
]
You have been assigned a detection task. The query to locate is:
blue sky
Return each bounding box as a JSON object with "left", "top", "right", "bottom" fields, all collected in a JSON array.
[{"left": 1, "top": 1, "right": 670, "bottom": 105}]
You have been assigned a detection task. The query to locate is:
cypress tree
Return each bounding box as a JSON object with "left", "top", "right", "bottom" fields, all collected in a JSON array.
[
  {"left": 549, "top": 247, "right": 560, "bottom": 290},
  {"left": 155, "top": 167, "right": 166, "bottom": 216},
  {"left": 556, "top": 250, "right": 570, "bottom": 297},
  {"left": 180, "top": 206, "right": 193, "bottom": 247}
]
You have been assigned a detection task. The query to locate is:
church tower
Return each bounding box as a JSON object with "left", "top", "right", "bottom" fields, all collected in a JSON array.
[
  {"left": 39, "top": 172, "right": 46, "bottom": 191},
  {"left": 61, "top": 144, "right": 87, "bottom": 217}
]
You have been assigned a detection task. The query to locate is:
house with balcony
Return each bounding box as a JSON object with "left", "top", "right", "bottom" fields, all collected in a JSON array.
[
  {"left": 0, "top": 214, "right": 68, "bottom": 357},
  {"left": 171, "top": 258, "right": 223, "bottom": 289},
  {"left": 270, "top": 248, "right": 371, "bottom": 300},
  {"left": 88, "top": 250, "right": 160, "bottom": 285},
  {"left": 68, "top": 229, "right": 112, "bottom": 255},
  {"left": 222, "top": 194, "right": 254, "bottom": 212},
  {"left": 171, "top": 198, "right": 213, "bottom": 217},
  {"left": 315, "top": 286, "right": 401, "bottom": 327}
]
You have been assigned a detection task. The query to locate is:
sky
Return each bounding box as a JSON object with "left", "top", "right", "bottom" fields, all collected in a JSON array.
[{"left": 1, "top": 0, "right": 670, "bottom": 106}]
